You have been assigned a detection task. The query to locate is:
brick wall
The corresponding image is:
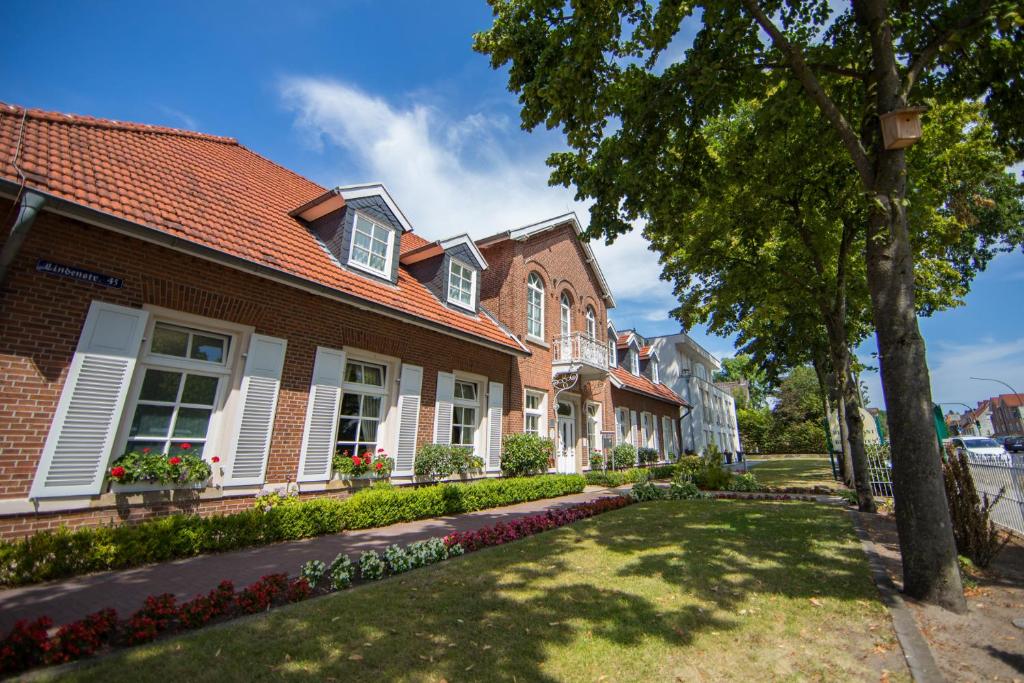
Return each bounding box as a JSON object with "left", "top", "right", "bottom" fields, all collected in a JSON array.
[{"left": 0, "top": 201, "right": 515, "bottom": 535}]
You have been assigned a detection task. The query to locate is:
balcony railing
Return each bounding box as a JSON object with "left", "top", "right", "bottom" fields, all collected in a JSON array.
[{"left": 553, "top": 333, "right": 609, "bottom": 372}]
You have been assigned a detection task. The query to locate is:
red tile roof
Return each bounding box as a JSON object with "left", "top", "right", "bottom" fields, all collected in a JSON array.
[
  {"left": 616, "top": 331, "right": 633, "bottom": 349},
  {"left": 610, "top": 366, "right": 688, "bottom": 406},
  {"left": 993, "top": 394, "right": 1024, "bottom": 408},
  {"left": 399, "top": 231, "right": 431, "bottom": 255},
  {"left": 639, "top": 345, "right": 653, "bottom": 359},
  {"left": 0, "top": 103, "right": 524, "bottom": 353}
]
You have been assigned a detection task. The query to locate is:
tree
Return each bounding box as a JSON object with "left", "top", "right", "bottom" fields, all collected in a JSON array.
[
  {"left": 475, "top": 0, "right": 1023, "bottom": 610},
  {"left": 714, "top": 355, "right": 769, "bottom": 409}
]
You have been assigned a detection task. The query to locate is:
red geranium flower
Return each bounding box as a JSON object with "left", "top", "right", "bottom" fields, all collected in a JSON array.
[
  {"left": 362, "top": 453, "right": 373, "bottom": 465},
  {"left": 350, "top": 456, "right": 361, "bottom": 466},
  {"left": 211, "top": 456, "right": 220, "bottom": 463},
  {"left": 110, "top": 466, "right": 126, "bottom": 479},
  {"left": 180, "top": 443, "right": 191, "bottom": 450},
  {"left": 142, "top": 447, "right": 151, "bottom": 454},
  {"left": 168, "top": 456, "right": 182, "bottom": 465},
  {"left": 377, "top": 448, "right": 385, "bottom": 453},
  {"left": 375, "top": 462, "right": 384, "bottom": 470}
]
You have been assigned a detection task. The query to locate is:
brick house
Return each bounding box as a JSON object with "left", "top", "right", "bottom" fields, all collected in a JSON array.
[{"left": 0, "top": 104, "right": 686, "bottom": 538}]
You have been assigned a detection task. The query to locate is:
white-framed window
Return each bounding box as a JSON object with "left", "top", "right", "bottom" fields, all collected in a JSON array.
[
  {"left": 608, "top": 339, "right": 617, "bottom": 368},
  {"left": 586, "top": 402, "right": 601, "bottom": 453},
  {"left": 124, "top": 321, "right": 233, "bottom": 459},
  {"left": 615, "top": 407, "right": 631, "bottom": 445},
  {"left": 585, "top": 306, "right": 596, "bottom": 339},
  {"left": 527, "top": 272, "right": 545, "bottom": 340},
  {"left": 452, "top": 379, "right": 479, "bottom": 448},
  {"left": 629, "top": 349, "right": 639, "bottom": 375},
  {"left": 524, "top": 389, "right": 546, "bottom": 435},
  {"left": 652, "top": 361, "right": 660, "bottom": 384},
  {"left": 662, "top": 416, "right": 676, "bottom": 458},
  {"left": 447, "top": 258, "right": 476, "bottom": 310},
  {"left": 337, "top": 358, "right": 389, "bottom": 460},
  {"left": 560, "top": 293, "right": 571, "bottom": 336},
  {"left": 348, "top": 212, "right": 395, "bottom": 277}
]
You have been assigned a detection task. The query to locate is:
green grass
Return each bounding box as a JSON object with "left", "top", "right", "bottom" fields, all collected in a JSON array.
[
  {"left": 750, "top": 456, "right": 843, "bottom": 491},
  {"left": 56, "top": 501, "right": 905, "bottom": 682}
]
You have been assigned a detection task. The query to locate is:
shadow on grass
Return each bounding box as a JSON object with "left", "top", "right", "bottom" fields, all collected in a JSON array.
[{"left": 60, "top": 501, "right": 879, "bottom": 682}]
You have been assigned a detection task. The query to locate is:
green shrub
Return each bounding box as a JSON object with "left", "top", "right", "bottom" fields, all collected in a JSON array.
[
  {"left": 648, "top": 464, "right": 675, "bottom": 480},
  {"left": 668, "top": 479, "right": 707, "bottom": 500},
  {"left": 414, "top": 444, "right": 456, "bottom": 480},
  {"left": 383, "top": 544, "right": 413, "bottom": 574},
  {"left": 727, "top": 472, "right": 763, "bottom": 492},
  {"left": 637, "top": 447, "right": 659, "bottom": 465},
  {"left": 0, "top": 475, "right": 585, "bottom": 587},
  {"left": 629, "top": 481, "right": 666, "bottom": 502},
  {"left": 584, "top": 468, "right": 649, "bottom": 487},
  {"left": 611, "top": 444, "right": 637, "bottom": 469},
  {"left": 501, "top": 433, "right": 554, "bottom": 476},
  {"left": 450, "top": 447, "right": 484, "bottom": 475},
  {"left": 300, "top": 559, "right": 326, "bottom": 586},
  {"left": 943, "top": 451, "right": 1010, "bottom": 568},
  {"left": 328, "top": 554, "right": 353, "bottom": 590},
  {"left": 359, "top": 550, "right": 385, "bottom": 580},
  {"left": 589, "top": 451, "right": 604, "bottom": 469},
  {"left": 675, "top": 456, "right": 703, "bottom": 480}
]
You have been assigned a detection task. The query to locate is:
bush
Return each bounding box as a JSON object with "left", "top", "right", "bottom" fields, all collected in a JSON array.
[
  {"left": 0, "top": 474, "right": 585, "bottom": 587},
  {"left": 584, "top": 468, "right": 649, "bottom": 487},
  {"left": 0, "top": 617, "right": 52, "bottom": 674},
  {"left": 415, "top": 445, "right": 484, "bottom": 480},
  {"left": 328, "top": 554, "right": 354, "bottom": 590},
  {"left": 727, "top": 472, "right": 763, "bottom": 492},
  {"left": 299, "top": 559, "right": 326, "bottom": 586},
  {"left": 675, "top": 456, "right": 703, "bottom": 480},
  {"left": 668, "top": 479, "right": 707, "bottom": 500},
  {"left": 943, "top": 451, "right": 1009, "bottom": 568},
  {"left": 501, "top": 433, "right": 553, "bottom": 476},
  {"left": 359, "top": 550, "right": 385, "bottom": 580},
  {"left": 629, "top": 481, "right": 666, "bottom": 502},
  {"left": 407, "top": 538, "right": 448, "bottom": 567},
  {"left": 648, "top": 464, "right": 675, "bottom": 480},
  {"left": 637, "top": 447, "right": 659, "bottom": 465},
  {"left": 589, "top": 451, "right": 604, "bottom": 469},
  {"left": 611, "top": 444, "right": 637, "bottom": 469},
  {"left": 383, "top": 544, "right": 413, "bottom": 574}
]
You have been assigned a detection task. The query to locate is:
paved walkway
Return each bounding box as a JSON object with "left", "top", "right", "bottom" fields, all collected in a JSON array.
[{"left": 0, "top": 486, "right": 628, "bottom": 631}]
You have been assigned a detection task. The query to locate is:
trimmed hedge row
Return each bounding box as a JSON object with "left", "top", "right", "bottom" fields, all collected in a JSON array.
[
  {"left": 584, "top": 464, "right": 675, "bottom": 487},
  {"left": 0, "top": 475, "right": 586, "bottom": 587}
]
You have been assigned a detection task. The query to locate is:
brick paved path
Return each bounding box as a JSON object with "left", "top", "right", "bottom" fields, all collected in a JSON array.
[{"left": 0, "top": 486, "right": 627, "bottom": 631}]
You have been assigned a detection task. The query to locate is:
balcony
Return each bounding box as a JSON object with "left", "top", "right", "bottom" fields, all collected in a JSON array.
[{"left": 552, "top": 333, "right": 609, "bottom": 380}]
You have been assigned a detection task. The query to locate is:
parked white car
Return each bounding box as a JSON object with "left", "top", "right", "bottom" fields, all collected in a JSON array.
[{"left": 946, "top": 436, "right": 1011, "bottom": 463}]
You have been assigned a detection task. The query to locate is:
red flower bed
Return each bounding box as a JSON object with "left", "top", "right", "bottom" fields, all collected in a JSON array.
[
  {"left": 0, "top": 496, "right": 632, "bottom": 677},
  {"left": 444, "top": 495, "right": 632, "bottom": 552}
]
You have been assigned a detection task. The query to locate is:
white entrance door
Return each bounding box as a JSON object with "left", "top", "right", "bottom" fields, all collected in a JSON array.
[{"left": 557, "top": 401, "right": 576, "bottom": 473}]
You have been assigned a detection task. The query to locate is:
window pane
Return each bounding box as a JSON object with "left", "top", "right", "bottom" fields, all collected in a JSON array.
[
  {"left": 369, "top": 254, "right": 386, "bottom": 272},
  {"left": 461, "top": 424, "right": 475, "bottom": 444},
  {"left": 190, "top": 335, "right": 225, "bottom": 363},
  {"left": 359, "top": 418, "right": 379, "bottom": 443},
  {"left": 340, "top": 393, "right": 361, "bottom": 418},
  {"left": 130, "top": 405, "right": 174, "bottom": 437},
  {"left": 362, "top": 395, "right": 382, "bottom": 419},
  {"left": 452, "top": 406, "right": 464, "bottom": 424},
  {"left": 168, "top": 442, "right": 205, "bottom": 457},
  {"left": 525, "top": 393, "right": 540, "bottom": 410},
  {"left": 173, "top": 407, "right": 212, "bottom": 438},
  {"left": 181, "top": 374, "right": 218, "bottom": 405},
  {"left": 353, "top": 230, "right": 371, "bottom": 249},
  {"left": 139, "top": 369, "right": 182, "bottom": 402},
  {"left": 151, "top": 325, "right": 188, "bottom": 357},
  {"left": 126, "top": 439, "right": 164, "bottom": 454},
  {"left": 451, "top": 425, "right": 462, "bottom": 445},
  {"left": 345, "top": 363, "right": 364, "bottom": 385},
  {"left": 362, "top": 364, "right": 383, "bottom": 387},
  {"left": 338, "top": 418, "right": 359, "bottom": 441}
]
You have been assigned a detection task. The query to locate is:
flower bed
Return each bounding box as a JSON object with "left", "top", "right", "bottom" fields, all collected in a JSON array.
[
  {"left": 0, "top": 474, "right": 587, "bottom": 587},
  {"left": 0, "top": 494, "right": 633, "bottom": 678},
  {"left": 107, "top": 445, "right": 213, "bottom": 487}
]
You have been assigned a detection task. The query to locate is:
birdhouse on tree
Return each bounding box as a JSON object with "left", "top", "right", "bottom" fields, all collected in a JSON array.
[{"left": 879, "top": 107, "right": 928, "bottom": 150}]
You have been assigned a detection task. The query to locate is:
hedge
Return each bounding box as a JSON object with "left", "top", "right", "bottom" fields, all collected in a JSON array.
[
  {"left": 583, "top": 465, "right": 678, "bottom": 487},
  {"left": 0, "top": 475, "right": 585, "bottom": 587}
]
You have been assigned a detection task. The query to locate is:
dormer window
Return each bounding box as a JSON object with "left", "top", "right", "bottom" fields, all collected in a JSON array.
[
  {"left": 629, "top": 349, "right": 639, "bottom": 375},
  {"left": 608, "top": 339, "right": 617, "bottom": 367},
  {"left": 348, "top": 212, "right": 394, "bottom": 277},
  {"left": 652, "top": 361, "right": 660, "bottom": 384},
  {"left": 447, "top": 258, "right": 476, "bottom": 310}
]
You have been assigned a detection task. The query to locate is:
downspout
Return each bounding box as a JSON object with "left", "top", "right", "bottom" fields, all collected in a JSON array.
[{"left": 0, "top": 190, "right": 46, "bottom": 288}]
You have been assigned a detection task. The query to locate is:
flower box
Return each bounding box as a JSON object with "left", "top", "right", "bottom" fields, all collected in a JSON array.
[{"left": 111, "top": 479, "right": 210, "bottom": 494}]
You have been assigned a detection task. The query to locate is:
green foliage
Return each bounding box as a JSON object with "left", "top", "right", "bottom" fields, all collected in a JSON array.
[
  {"left": 629, "top": 481, "right": 666, "bottom": 502},
  {"left": 414, "top": 444, "right": 481, "bottom": 480},
  {"left": 108, "top": 449, "right": 211, "bottom": 485},
  {"left": 359, "top": 550, "right": 385, "bottom": 581},
  {"left": 668, "top": 479, "right": 708, "bottom": 500},
  {"left": 736, "top": 407, "right": 773, "bottom": 453},
  {"left": 328, "top": 554, "right": 354, "bottom": 590},
  {"left": 501, "top": 433, "right": 554, "bottom": 476},
  {"left": 0, "top": 475, "right": 586, "bottom": 587},
  {"left": 383, "top": 544, "right": 413, "bottom": 574},
  {"left": 299, "top": 559, "right": 326, "bottom": 586},
  {"left": 584, "top": 468, "right": 649, "bottom": 487},
  {"left": 943, "top": 451, "right": 1010, "bottom": 568},
  {"left": 611, "top": 443, "right": 637, "bottom": 469},
  {"left": 714, "top": 355, "right": 769, "bottom": 409},
  {"left": 636, "top": 447, "right": 659, "bottom": 464},
  {"left": 727, "top": 472, "right": 763, "bottom": 493}
]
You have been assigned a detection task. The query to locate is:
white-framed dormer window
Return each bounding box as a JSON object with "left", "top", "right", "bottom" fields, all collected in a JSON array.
[
  {"left": 336, "top": 358, "right": 391, "bottom": 460},
  {"left": 123, "top": 321, "right": 234, "bottom": 459},
  {"left": 608, "top": 339, "right": 617, "bottom": 368},
  {"left": 447, "top": 258, "right": 476, "bottom": 310},
  {"left": 629, "top": 348, "right": 639, "bottom": 375},
  {"left": 652, "top": 361, "right": 660, "bottom": 384},
  {"left": 527, "top": 272, "right": 545, "bottom": 340},
  {"left": 348, "top": 212, "right": 395, "bottom": 277},
  {"left": 560, "top": 293, "right": 571, "bottom": 336},
  {"left": 585, "top": 306, "right": 596, "bottom": 339},
  {"left": 452, "top": 379, "right": 480, "bottom": 449},
  {"left": 524, "top": 388, "right": 546, "bottom": 435}
]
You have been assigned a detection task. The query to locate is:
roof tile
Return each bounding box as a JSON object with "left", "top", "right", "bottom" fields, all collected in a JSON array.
[{"left": 611, "top": 366, "right": 688, "bottom": 406}]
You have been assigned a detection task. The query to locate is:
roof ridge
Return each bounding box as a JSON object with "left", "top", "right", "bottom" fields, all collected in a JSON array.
[{"left": 0, "top": 102, "right": 238, "bottom": 145}]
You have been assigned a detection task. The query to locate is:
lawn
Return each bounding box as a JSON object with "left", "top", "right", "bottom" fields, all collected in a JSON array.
[
  {"left": 749, "top": 455, "right": 843, "bottom": 491},
  {"left": 55, "top": 500, "right": 906, "bottom": 682}
]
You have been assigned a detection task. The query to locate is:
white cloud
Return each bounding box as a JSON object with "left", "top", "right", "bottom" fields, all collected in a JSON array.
[{"left": 280, "top": 77, "right": 674, "bottom": 307}]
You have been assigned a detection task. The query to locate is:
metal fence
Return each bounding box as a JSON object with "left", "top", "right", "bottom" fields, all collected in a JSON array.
[
  {"left": 966, "top": 454, "right": 1024, "bottom": 536},
  {"left": 865, "top": 444, "right": 894, "bottom": 498}
]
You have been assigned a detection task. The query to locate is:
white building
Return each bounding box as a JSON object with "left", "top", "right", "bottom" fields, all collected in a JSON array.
[{"left": 648, "top": 332, "right": 742, "bottom": 456}]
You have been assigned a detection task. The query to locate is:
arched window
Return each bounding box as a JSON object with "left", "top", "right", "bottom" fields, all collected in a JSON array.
[
  {"left": 560, "top": 293, "right": 571, "bottom": 336},
  {"left": 585, "top": 306, "right": 596, "bottom": 339},
  {"left": 527, "top": 273, "right": 544, "bottom": 339}
]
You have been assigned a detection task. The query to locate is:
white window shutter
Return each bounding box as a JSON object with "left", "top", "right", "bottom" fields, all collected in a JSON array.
[
  {"left": 30, "top": 301, "right": 149, "bottom": 498},
  {"left": 630, "top": 410, "right": 639, "bottom": 447},
  {"left": 486, "top": 381, "right": 504, "bottom": 472},
  {"left": 225, "top": 334, "right": 287, "bottom": 486},
  {"left": 652, "top": 415, "right": 660, "bottom": 453},
  {"left": 433, "top": 372, "right": 455, "bottom": 445},
  {"left": 614, "top": 410, "right": 623, "bottom": 445},
  {"left": 297, "top": 347, "right": 345, "bottom": 482},
  {"left": 395, "top": 364, "right": 423, "bottom": 475}
]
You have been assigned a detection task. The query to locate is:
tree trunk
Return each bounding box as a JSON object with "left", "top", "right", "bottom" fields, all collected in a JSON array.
[
  {"left": 855, "top": 0, "right": 966, "bottom": 613},
  {"left": 834, "top": 387, "right": 854, "bottom": 486},
  {"left": 842, "top": 372, "right": 876, "bottom": 512}
]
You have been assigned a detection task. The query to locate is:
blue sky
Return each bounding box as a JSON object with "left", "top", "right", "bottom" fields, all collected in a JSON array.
[{"left": 2, "top": 1, "right": 1021, "bottom": 409}]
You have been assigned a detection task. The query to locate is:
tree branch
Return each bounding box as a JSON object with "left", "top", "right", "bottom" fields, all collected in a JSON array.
[
  {"left": 739, "top": 0, "right": 875, "bottom": 189},
  {"left": 757, "top": 61, "right": 869, "bottom": 80},
  {"left": 901, "top": 0, "right": 995, "bottom": 100}
]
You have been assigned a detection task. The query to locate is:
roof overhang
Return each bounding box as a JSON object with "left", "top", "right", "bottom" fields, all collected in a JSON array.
[
  {"left": 400, "top": 233, "right": 489, "bottom": 270},
  {"left": 478, "top": 212, "right": 616, "bottom": 308},
  {"left": 291, "top": 182, "right": 414, "bottom": 232}
]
